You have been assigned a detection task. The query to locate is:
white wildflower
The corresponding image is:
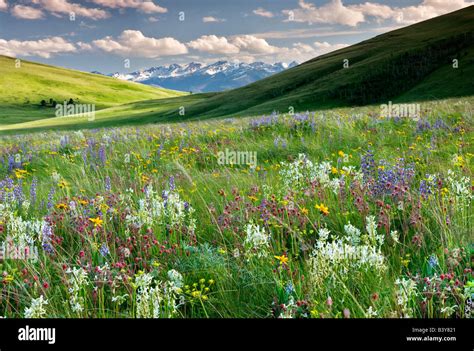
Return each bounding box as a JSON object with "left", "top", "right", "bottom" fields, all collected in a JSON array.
[
  {"left": 65, "top": 267, "right": 89, "bottom": 314},
  {"left": 135, "top": 273, "right": 179, "bottom": 318},
  {"left": 366, "top": 215, "right": 384, "bottom": 246},
  {"left": 111, "top": 294, "right": 128, "bottom": 305},
  {"left": 318, "top": 228, "right": 330, "bottom": 242},
  {"left": 440, "top": 305, "right": 458, "bottom": 317},
  {"left": 24, "top": 295, "right": 48, "bottom": 318},
  {"left": 244, "top": 222, "right": 270, "bottom": 258},
  {"left": 446, "top": 169, "right": 473, "bottom": 203},
  {"left": 395, "top": 277, "right": 418, "bottom": 318},
  {"left": 365, "top": 306, "right": 378, "bottom": 318},
  {"left": 344, "top": 222, "right": 361, "bottom": 245},
  {"left": 390, "top": 230, "right": 399, "bottom": 244},
  {"left": 167, "top": 269, "right": 183, "bottom": 289}
]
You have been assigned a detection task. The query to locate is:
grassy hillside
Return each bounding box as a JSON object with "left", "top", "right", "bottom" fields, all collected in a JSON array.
[
  {"left": 1, "top": 6, "right": 473, "bottom": 132},
  {"left": 0, "top": 55, "right": 186, "bottom": 124},
  {"left": 0, "top": 94, "right": 213, "bottom": 132},
  {"left": 169, "top": 5, "right": 474, "bottom": 119}
]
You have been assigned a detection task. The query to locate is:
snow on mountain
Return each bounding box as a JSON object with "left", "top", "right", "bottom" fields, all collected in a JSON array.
[{"left": 108, "top": 60, "right": 298, "bottom": 93}]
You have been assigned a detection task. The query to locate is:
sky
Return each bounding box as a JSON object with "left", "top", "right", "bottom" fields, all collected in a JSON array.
[{"left": 0, "top": 0, "right": 472, "bottom": 73}]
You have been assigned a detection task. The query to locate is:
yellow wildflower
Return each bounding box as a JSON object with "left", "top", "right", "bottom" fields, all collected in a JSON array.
[
  {"left": 315, "top": 203, "right": 329, "bottom": 216},
  {"left": 274, "top": 254, "right": 289, "bottom": 266},
  {"left": 89, "top": 217, "right": 103, "bottom": 228}
]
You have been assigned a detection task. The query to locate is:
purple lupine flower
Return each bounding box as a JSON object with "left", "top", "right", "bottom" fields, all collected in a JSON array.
[
  {"left": 373, "top": 158, "right": 415, "bottom": 196},
  {"left": 13, "top": 180, "right": 24, "bottom": 205},
  {"left": 42, "top": 222, "right": 54, "bottom": 254},
  {"left": 394, "top": 158, "right": 415, "bottom": 185},
  {"left": 416, "top": 119, "right": 431, "bottom": 133},
  {"left": 60, "top": 135, "right": 70, "bottom": 148},
  {"left": 285, "top": 282, "right": 295, "bottom": 295},
  {"left": 157, "top": 143, "right": 164, "bottom": 159},
  {"left": 258, "top": 199, "right": 270, "bottom": 223},
  {"left": 433, "top": 118, "right": 448, "bottom": 130},
  {"left": 47, "top": 187, "right": 55, "bottom": 209},
  {"left": 419, "top": 174, "right": 436, "bottom": 198},
  {"left": 87, "top": 137, "right": 96, "bottom": 149},
  {"left": 419, "top": 180, "right": 429, "bottom": 196},
  {"left": 291, "top": 113, "right": 310, "bottom": 126},
  {"left": 99, "top": 243, "right": 109, "bottom": 257},
  {"left": 7, "top": 155, "right": 15, "bottom": 172},
  {"left": 169, "top": 176, "right": 176, "bottom": 191},
  {"left": 81, "top": 151, "right": 88, "bottom": 166},
  {"left": 6, "top": 177, "right": 14, "bottom": 189},
  {"left": 105, "top": 176, "right": 111, "bottom": 192},
  {"left": 249, "top": 113, "right": 279, "bottom": 128},
  {"left": 361, "top": 149, "right": 376, "bottom": 182},
  {"left": 98, "top": 146, "right": 106, "bottom": 165},
  {"left": 310, "top": 116, "right": 317, "bottom": 133},
  {"left": 30, "top": 177, "right": 38, "bottom": 205},
  {"left": 428, "top": 254, "right": 438, "bottom": 268},
  {"left": 273, "top": 137, "right": 287, "bottom": 149}
]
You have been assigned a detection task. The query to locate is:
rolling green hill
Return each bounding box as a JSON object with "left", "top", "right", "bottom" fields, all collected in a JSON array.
[
  {"left": 1, "top": 6, "right": 473, "bottom": 132},
  {"left": 168, "top": 5, "right": 474, "bottom": 119},
  {"left": 0, "top": 55, "right": 186, "bottom": 124}
]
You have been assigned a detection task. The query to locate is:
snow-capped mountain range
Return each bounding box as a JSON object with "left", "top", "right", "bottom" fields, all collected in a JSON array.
[{"left": 106, "top": 60, "right": 298, "bottom": 93}]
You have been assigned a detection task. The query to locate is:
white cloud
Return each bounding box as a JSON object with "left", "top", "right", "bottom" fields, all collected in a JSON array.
[
  {"left": 231, "top": 35, "right": 279, "bottom": 54},
  {"left": 251, "top": 28, "right": 364, "bottom": 40},
  {"left": 187, "top": 35, "right": 280, "bottom": 55},
  {"left": 79, "top": 21, "right": 97, "bottom": 29},
  {"left": 187, "top": 35, "right": 239, "bottom": 54},
  {"left": 283, "top": 0, "right": 365, "bottom": 26},
  {"left": 11, "top": 5, "right": 45, "bottom": 19},
  {"left": 270, "top": 41, "right": 347, "bottom": 63},
  {"left": 31, "top": 0, "right": 109, "bottom": 20},
  {"left": 89, "top": 0, "right": 167, "bottom": 14},
  {"left": 313, "top": 41, "right": 349, "bottom": 54},
  {"left": 253, "top": 8, "right": 274, "bottom": 18},
  {"left": 148, "top": 16, "right": 159, "bottom": 22},
  {"left": 0, "top": 36, "right": 76, "bottom": 58},
  {"left": 77, "top": 41, "right": 93, "bottom": 51},
  {"left": 386, "top": 0, "right": 474, "bottom": 24},
  {"left": 186, "top": 32, "right": 348, "bottom": 64},
  {"left": 0, "top": 0, "right": 7, "bottom": 11},
  {"left": 202, "top": 16, "right": 225, "bottom": 23},
  {"left": 292, "top": 42, "right": 316, "bottom": 54},
  {"left": 350, "top": 2, "right": 397, "bottom": 21},
  {"left": 282, "top": 0, "right": 474, "bottom": 26},
  {"left": 92, "top": 30, "right": 188, "bottom": 58}
]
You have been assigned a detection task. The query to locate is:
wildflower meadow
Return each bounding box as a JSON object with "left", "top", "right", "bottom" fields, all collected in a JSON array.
[{"left": 0, "top": 100, "right": 472, "bottom": 319}]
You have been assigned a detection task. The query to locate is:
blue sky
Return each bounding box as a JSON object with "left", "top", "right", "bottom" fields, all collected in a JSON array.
[{"left": 0, "top": 0, "right": 472, "bottom": 73}]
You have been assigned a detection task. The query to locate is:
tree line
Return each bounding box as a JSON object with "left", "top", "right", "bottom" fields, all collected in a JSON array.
[{"left": 40, "top": 98, "right": 77, "bottom": 108}]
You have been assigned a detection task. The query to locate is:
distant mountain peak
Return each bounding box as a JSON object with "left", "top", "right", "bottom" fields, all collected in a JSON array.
[{"left": 108, "top": 60, "right": 298, "bottom": 93}]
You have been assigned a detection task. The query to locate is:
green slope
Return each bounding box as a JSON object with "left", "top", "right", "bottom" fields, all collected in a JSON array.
[
  {"left": 0, "top": 94, "right": 213, "bottom": 132},
  {"left": 171, "top": 5, "right": 474, "bottom": 119},
  {"left": 0, "top": 55, "right": 186, "bottom": 124},
  {"left": 2, "top": 6, "right": 474, "bottom": 132}
]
